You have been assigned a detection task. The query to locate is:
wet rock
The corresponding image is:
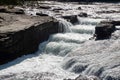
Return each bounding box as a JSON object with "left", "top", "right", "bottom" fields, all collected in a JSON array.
[
  {"left": 0, "top": 13, "right": 61, "bottom": 64},
  {"left": 95, "top": 22, "right": 116, "bottom": 40},
  {"left": 78, "top": 7, "right": 82, "bottom": 10},
  {"left": 6, "top": 8, "right": 24, "bottom": 14},
  {"left": 0, "top": 7, "right": 24, "bottom": 14},
  {"left": 0, "top": 7, "right": 7, "bottom": 13},
  {"left": 97, "top": 10, "right": 120, "bottom": 14},
  {"left": 78, "top": 12, "right": 87, "bottom": 17},
  {"left": 62, "top": 15, "right": 78, "bottom": 24},
  {"left": 36, "top": 12, "right": 49, "bottom": 16},
  {"left": 52, "top": 7, "right": 63, "bottom": 11},
  {"left": 39, "top": 5, "right": 51, "bottom": 9},
  {"left": 13, "top": 8, "right": 24, "bottom": 14},
  {"left": 100, "top": 20, "right": 120, "bottom": 26}
]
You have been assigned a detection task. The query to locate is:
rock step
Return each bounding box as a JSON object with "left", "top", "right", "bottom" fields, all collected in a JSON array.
[{"left": 0, "top": 13, "right": 61, "bottom": 65}]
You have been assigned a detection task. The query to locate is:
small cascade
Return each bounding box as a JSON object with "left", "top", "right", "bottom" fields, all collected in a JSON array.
[
  {"left": 58, "top": 18, "right": 73, "bottom": 33},
  {"left": 71, "top": 25, "right": 95, "bottom": 34},
  {"left": 77, "top": 17, "right": 103, "bottom": 25}
]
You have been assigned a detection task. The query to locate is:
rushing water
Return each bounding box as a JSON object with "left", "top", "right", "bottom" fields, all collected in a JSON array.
[{"left": 0, "top": 1, "right": 120, "bottom": 80}]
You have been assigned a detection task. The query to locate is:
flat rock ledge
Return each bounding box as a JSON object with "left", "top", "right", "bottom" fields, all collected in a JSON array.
[{"left": 0, "top": 13, "right": 60, "bottom": 64}]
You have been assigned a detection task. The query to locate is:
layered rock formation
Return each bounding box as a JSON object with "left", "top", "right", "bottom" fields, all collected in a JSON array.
[{"left": 0, "top": 13, "right": 60, "bottom": 64}]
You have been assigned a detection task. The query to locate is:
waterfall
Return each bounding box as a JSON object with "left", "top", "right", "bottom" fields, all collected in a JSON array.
[{"left": 58, "top": 18, "right": 73, "bottom": 33}]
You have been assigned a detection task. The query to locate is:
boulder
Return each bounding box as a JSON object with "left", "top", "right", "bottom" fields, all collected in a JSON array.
[
  {"left": 62, "top": 15, "right": 78, "bottom": 24},
  {"left": 95, "top": 22, "right": 116, "bottom": 40},
  {"left": 0, "top": 13, "right": 61, "bottom": 64}
]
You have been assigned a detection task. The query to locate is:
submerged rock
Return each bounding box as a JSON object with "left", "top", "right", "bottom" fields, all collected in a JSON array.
[{"left": 0, "top": 13, "right": 61, "bottom": 64}]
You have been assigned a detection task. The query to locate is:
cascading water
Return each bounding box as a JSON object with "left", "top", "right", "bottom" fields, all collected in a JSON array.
[
  {"left": 57, "top": 18, "right": 73, "bottom": 33},
  {"left": 0, "top": 1, "right": 120, "bottom": 80},
  {"left": 0, "top": 12, "right": 97, "bottom": 80}
]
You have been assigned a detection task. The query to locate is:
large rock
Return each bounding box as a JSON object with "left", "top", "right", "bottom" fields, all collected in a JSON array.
[
  {"left": 0, "top": 13, "right": 61, "bottom": 64},
  {"left": 95, "top": 21, "right": 116, "bottom": 40}
]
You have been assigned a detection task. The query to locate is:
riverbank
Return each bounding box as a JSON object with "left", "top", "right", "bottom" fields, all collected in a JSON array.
[{"left": 0, "top": 12, "right": 61, "bottom": 64}]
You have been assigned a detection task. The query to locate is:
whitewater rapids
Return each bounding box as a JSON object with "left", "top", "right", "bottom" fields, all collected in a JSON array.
[{"left": 0, "top": 1, "right": 120, "bottom": 80}]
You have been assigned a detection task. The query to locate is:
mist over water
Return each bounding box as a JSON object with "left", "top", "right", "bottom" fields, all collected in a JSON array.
[{"left": 0, "top": 1, "right": 120, "bottom": 80}]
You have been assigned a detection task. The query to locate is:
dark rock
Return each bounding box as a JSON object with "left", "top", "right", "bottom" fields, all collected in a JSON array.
[
  {"left": 78, "top": 7, "right": 82, "bottom": 10},
  {"left": 52, "top": 7, "right": 63, "bottom": 11},
  {"left": 100, "top": 20, "right": 120, "bottom": 26},
  {"left": 36, "top": 13, "right": 48, "bottom": 16},
  {"left": 0, "top": 7, "right": 7, "bottom": 13},
  {"left": 97, "top": 10, "right": 120, "bottom": 14},
  {"left": 78, "top": 12, "right": 88, "bottom": 17},
  {"left": 52, "top": 7, "right": 63, "bottom": 13},
  {"left": 0, "top": 13, "right": 62, "bottom": 65},
  {"left": 0, "top": 7, "right": 24, "bottom": 14},
  {"left": 95, "top": 22, "right": 116, "bottom": 40},
  {"left": 39, "top": 5, "right": 51, "bottom": 9},
  {"left": 62, "top": 15, "right": 78, "bottom": 24},
  {"left": 6, "top": 8, "right": 24, "bottom": 14},
  {"left": 14, "top": 9, "right": 24, "bottom": 14}
]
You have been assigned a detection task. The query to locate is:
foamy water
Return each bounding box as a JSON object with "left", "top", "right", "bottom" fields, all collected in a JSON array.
[{"left": 0, "top": 1, "right": 120, "bottom": 80}]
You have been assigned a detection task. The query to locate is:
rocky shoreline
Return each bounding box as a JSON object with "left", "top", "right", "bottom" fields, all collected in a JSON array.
[{"left": 0, "top": 12, "right": 61, "bottom": 64}]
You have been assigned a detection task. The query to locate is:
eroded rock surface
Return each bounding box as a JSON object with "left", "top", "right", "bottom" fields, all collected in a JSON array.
[{"left": 0, "top": 13, "right": 60, "bottom": 64}]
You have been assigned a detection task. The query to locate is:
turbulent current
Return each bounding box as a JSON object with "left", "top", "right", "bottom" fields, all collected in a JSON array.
[{"left": 0, "top": 1, "right": 120, "bottom": 80}]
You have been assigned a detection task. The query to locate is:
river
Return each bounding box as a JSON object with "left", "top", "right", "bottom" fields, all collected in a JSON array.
[{"left": 0, "top": 1, "right": 120, "bottom": 80}]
